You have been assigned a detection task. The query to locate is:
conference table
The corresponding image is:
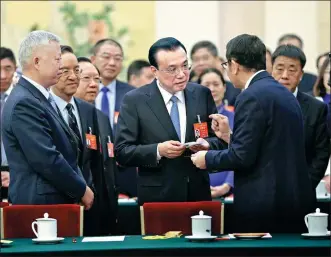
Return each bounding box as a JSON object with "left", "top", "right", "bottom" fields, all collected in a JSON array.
[
  {"left": 117, "top": 197, "right": 331, "bottom": 235},
  {"left": 1, "top": 234, "right": 330, "bottom": 256}
]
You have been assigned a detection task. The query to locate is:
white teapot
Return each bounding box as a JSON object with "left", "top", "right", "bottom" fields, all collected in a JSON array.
[
  {"left": 191, "top": 210, "right": 212, "bottom": 237},
  {"left": 304, "top": 208, "right": 328, "bottom": 235}
]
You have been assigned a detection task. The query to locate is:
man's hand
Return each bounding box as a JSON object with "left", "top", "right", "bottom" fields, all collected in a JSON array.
[
  {"left": 209, "top": 114, "right": 231, "bottom": 143},
  {"left": 81, "top": 186, "right": 94, "bottom": 210},
  {"left": 189, "top": 138, "right": 210, "bottom": 153},
  {"left": 323, "top": 175, "right": 330, "bottom": 193},
  {"left": 158, "top": 140, "right": 186, "bottom": 159},
  {"left": 210, "top": 184, "right": 231, "bottom": 198},
  {"left": 1, "top": 171, "right": 10, "bottom": 187},
  {"left": 191, "top": 151, "right": 208, "bottom": 169}
]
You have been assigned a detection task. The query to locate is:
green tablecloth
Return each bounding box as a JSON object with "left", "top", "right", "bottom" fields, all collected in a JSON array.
[{"left": 1, "top": 234, "right": 329, "bottom": 256}]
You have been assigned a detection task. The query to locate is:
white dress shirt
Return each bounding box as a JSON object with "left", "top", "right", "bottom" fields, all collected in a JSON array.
[
  {"left": 22, "top": 75, "right": 50, "bottom": 99},
  {"left": 95, "top": 80, "right": 116, "bottom": 128},
  {"left": 244, "top": 70, "right": 265, "bottom": 90},
  {"left": 293, "top": 87, "right": 298, "bottom": 97},
  {"left": 50, "top": 91, "right": 83, "bottom": 137}
]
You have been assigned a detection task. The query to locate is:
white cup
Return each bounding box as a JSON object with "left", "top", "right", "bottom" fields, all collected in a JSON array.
[
  {"left": 304, "top": 208, "right": 328, "bottom": 235},
  {"left": 31, "top": 213, "right": 57, "bottom": 239},
  {"left": 191, "top": 210, "right": 212, "bottom": 237}
]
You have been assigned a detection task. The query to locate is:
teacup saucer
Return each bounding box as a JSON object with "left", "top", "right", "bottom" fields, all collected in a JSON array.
[
  {"left": 185, "top": 235, "right": 217, "bottom": 241},
  {"left": 32, "top": 237, "right": 64, "bottom": 244},
  {"left": 301, "top": 231, "right": 330, "bottom": 239}
]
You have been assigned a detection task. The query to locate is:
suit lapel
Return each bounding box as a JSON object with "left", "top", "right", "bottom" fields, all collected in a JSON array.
[
  {"left": 19, "top": 77, "right": 72, "bottom": 138},
  {"left": 184, "top": 85, "right": 197, "bottom": 142},
  {"left": 145, "top": 81, "right": 179, "bottom": 140},
  {"left": 296, "top": 91, "right": 309, "bottom": 124},
  {"left": 74, "top": 98, "right": 87, "bottom": 147}
]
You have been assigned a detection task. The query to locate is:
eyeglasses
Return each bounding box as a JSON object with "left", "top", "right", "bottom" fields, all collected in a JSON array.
[
  {"left": 80, "top": 76, "right": 101, "bottom": 84},
  {"left": 98, "top": 54, "right": 123, "bottom": 63},
  {"left": 60, "top": 68, "right": 80, "bottom": 79},
  {"left": 158, "top": 64, "right": 191, "bottom": 76},
  {"left": 221, "top": 61, "right": 228, "bottom": 69}
]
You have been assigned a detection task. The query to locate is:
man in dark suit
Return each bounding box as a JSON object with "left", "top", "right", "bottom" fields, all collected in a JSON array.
[
  {"left": 75, "top": 56, "right": 118, "bottom": 235},
  {"left": 277, "top": 33, "right": 317, "bottom": 92},
  {"left": 271, "top": 44, "right": 330, "bottom": 190},
  {"left": 191, "top": 34, "right": 315, "bottom": 233},
  {"left": 91, "top": 39, "right": 137, "bottom": 198},
  {"left": 1, "top": 31, "right": 94, "bottom": 208},
  {"left": 1, "top": 47, "right": 17, "bottom": 200},
  {"left": 115, "top": 37, "right": 218, "bottom": 205}
]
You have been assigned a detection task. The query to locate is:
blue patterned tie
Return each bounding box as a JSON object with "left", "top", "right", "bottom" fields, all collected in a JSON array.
[
  {"left": 101, "top": 87, "right": 110, "bottom": 119},
  {"left": 170, "top": 95, "right": 181, "bottom": 140},
  {"left": 48, "top": 94, "right": 58, "bottom": 113}
]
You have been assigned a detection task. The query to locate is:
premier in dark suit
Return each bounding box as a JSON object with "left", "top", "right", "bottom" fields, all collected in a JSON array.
[
  {"left": 206, "top": 71, "right": 315, "bottom": 233},
  {"left": 115, "top": 80, "right": 217, "bottom": 204},
  {"left": 2, "top": 77, "right": 87, "bottom": 204},
  {"left": 297, "top": 91, "right": 330, "bottom": 189}
]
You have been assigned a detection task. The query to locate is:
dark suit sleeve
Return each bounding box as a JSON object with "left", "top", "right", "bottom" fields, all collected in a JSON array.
[
  {"left": 11, "top": 98, "right": 86, "bottom": 199},
  {"left": 309, "top": 103, "right": 330, "bottom": 188},
  {"left": 115, "top": 93, "right": 159, "bottom": 167},
  {"left": 205, "top": 92, "right": 266, "bottom": 171}
]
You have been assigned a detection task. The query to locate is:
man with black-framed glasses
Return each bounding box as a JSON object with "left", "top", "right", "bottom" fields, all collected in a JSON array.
[{"left": 115, "top": 37, "right": 219, "bottom": 205}]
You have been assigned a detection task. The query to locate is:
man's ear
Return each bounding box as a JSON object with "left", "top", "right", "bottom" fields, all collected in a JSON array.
[
  {"left": 33, "top": 57, "right": 40, "bottom": 70},
  {"left": 151, "top": 66, "right": 158, "bottom": 79},
  {"left": 300, "top": 69, "right": 304, "bottom": 81},
  {"left": 90, "top": 55, "right": 96, "bottom": 64}
]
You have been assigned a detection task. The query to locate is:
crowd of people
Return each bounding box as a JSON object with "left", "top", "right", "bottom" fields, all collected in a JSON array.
[{"left": 0, "top": 30, "right": 330, "bottom": 235}]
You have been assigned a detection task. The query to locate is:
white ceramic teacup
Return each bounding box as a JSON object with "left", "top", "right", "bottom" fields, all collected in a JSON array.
[
  {"left": 191, "top": 210, "right": 212, "bottom": 237},
  {"left": 31, "top": 213, "right": 57, "bottom": 239},
  {"left": 304, "top": 208, "right": 328, "bottom": 235}
]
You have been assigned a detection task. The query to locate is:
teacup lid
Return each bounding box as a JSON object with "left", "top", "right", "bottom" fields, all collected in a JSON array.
[
  {"left": 191, "top": 210, "right": 211, "bottom": 219},
  {"left": 36, "top": 213, "right": 56, "bottom": 221},
  {"left": 309, "top": 208, "right": 328, "bottom": 217}
]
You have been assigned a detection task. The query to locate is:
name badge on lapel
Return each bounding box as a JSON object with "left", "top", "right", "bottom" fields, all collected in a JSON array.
[
  {"left": 86, "top": 127, "right": 97, "bottom": 150},
  {"left": 107, "top": 136, "right": 114, "bottom": 158},
  {"left": 193, "top": 115, "right": 208, "bottom": 139},
  {"left": 114, "top": 111, "right": 120, "bottom": 125}
]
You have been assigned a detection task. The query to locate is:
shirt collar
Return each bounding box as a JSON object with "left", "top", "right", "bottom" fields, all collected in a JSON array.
[
  {"left": 293, "top": 87, "right": 298, "bottom": 97},
  {"left": 244, "top": 70, "right": 265, "bottom": 90},
  {"left": 156, "top": 80, "right": 185, "bottom": 104},
  {"left": 99, "top": 80, "right": 116, "bottom": 93},
  {"left": 50, "top": 89, "right": 75, "bottom": 112},
  {"left": 22, "top": 75, "right": 49, "bottom": 99},
  {"left": 4, "top": 84, "right": 14, "bottom": 97}
]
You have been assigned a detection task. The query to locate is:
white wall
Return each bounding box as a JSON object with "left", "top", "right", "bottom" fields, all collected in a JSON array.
[{"left": 155, "top": 1, "right": 222, "bottom": 57}]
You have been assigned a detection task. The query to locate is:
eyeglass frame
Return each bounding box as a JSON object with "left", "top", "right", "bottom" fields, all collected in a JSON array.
[
  {"left": 59, "top": 67, "right": 80, "bottom": 80},
  {"left": 156, "top": 64, "right": 192, "bottom": 76}
]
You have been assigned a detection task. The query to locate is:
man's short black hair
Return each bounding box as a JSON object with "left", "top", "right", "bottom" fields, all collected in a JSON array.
[
  {"left": 190, "top": 41, "right": 218, "bottom": 59},
  {"left": 77, "top": 56, "right": 92, "bottom": 63},
  {"left": 77, "top": 56, "right": 100, "bottom": 75},
  {"left": 60, "top": 45, "right": 74, "bottom": 54},
  {"left": 91, "top": 38, "right": 123, "bottom": 56},
  {"left": 226, "top": 34, "right": 266, "bottom": 71},
  {"left": 127, "top": 59, "right": 150, "bottom": 81},
  {"left": 271, "top": 44, "right": 306, "bottom": 69},
  {"left": 316, "top": 52, "right": 328, "bottom": 69},
  {"left": 148, "top": 37, "right": 187, "bottom": 69},
  {"left": 277, "top": 34, "right": 303, "bottom": 49},
  {"left": 0, "top": 47, "right": 16, "bottom": 66}
]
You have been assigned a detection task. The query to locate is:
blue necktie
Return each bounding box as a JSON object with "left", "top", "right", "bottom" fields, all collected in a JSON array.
[
  {"left": 48, "top": 94, "right": 58, "bottom": 113},
  {"left": 170, "top": 95, "right": 181, "bottom": 140},
  {"left": 101, "top": 87, "right": 110, "bottom": 119}
]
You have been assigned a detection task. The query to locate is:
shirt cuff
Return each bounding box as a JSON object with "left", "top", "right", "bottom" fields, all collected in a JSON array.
[{"left": 156, "top": 144, "right": 162, "bottom": 161}]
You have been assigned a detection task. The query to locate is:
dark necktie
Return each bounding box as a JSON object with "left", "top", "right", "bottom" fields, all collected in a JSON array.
[
  {"left": 170, "top": 95, "right": 181, "bottom": 140},
  {"left": 66, "top": 103, "right": 82, "bottom": 143},
  {"left": 101, "top": 87, "right": 110, "bottom": 119}
]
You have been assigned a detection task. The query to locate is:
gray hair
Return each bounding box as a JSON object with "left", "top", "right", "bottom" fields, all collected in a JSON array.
[{"left": 18, "top": 30, "right": 61, "bottom": 69}]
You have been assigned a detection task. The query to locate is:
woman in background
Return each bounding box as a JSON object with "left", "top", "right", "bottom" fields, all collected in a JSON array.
[
  {"left": 313, "top": 57, "right": 330, "bottom": 106},
  {"left": 197, "top": 68, "right": 234, "bottom": 197}
]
